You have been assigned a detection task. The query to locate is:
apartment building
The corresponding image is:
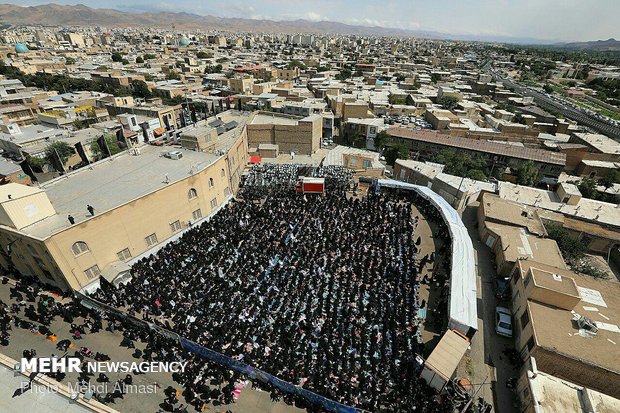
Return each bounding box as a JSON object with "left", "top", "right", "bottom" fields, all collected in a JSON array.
[{"left": 0, "top": 120, "right": 249, "bottom": 292}]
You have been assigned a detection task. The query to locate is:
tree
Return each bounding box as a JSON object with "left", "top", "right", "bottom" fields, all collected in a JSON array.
[
  {"left": 467, "top": 169, "right": 487, "bottom": 181},
  {"left": 166, "top": 71, "right": 181, "bottom": 81},
  {"left": 545, "top": 222, "right": 586, "bottom": 260},
  {"left": 90, "top": 134, "right": 123, "bottom": 159},
  {"left": 336, "top": 68, "right": 352, "bottom": 81},
  {"left": 111, "top": 52, "right": 123, "bottom": 62},
  {"left": 388, "top": 95, "right": 406, "bottom": 105},
  {"left": 196, "top": 51, "right": 213, "bottom": 59},
  {"left": 430, "top": 73, "right": 441, "bottom": 83},
  {"left": 136, "top": 56, "right": 144, "bottom": 64},
  {"left": 437, "top": 95, "right": 459, "bottom": 110},
  {"left": 543, "top": 84, "right": 553, "bottom": 93},
  {"left": 45, "top": 141, "right": 73, "bottom": 165},
  {"left": 577, "top": 177, "right": 599, "bottom": 200},
  {"left": 65, "top": 56, "right": 76, "bottom": 65},
  {"left": 143, "top": 53, "right": 157, "bottom": 60},
  {"left": 373, "top": 130, "right": 389, "bottom": 151},
  {"left": 130, "top": 80, "right": 152, "bottom": 99},
  {"left": 598, "top": 171, "right": 620, "bottom": 189},
  {"left": 384, "top": 144, "right": 409, "bottom": 166},
  {"left": 516, "top": 160, "right": 540, "bottom": 186},
  {"left": 28, "top": 156, "right": 46, "bottom": 173},
  {"left": 204, "top": 64, "right": 222, "bottom": 74}
]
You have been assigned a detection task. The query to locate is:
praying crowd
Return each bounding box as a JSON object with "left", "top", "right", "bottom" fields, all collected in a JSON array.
[{"left": 86, "top": 165, "right": 454, "bottom": 413}]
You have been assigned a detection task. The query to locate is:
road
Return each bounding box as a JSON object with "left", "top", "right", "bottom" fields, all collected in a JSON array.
[
  {"left": 456, "top": 205, "right": 518, "bottom": 413},
  {"left": 487, "top": 67, "right": 620, "bottom": 141}
]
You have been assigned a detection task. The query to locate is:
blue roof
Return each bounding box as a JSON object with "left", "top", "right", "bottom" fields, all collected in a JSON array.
[{"left": 15, "top": 43, "right": 29, "bottom": 53}]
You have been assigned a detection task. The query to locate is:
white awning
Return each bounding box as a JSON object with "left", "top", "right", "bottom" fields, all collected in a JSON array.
[
  {"left": 101, "top": 261, "right": 132, "bottom": 287},
  {"left": 377, "top": 179, "right": 478, "bottom": 337}
]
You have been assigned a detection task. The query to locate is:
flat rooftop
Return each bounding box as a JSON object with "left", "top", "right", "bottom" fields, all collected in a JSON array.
[
  {"left": 480, "top": 193, "right": 547, "bottom": 236},
  {"left": 573, "top": 133, "right": 620, "bottom": 155},
  {"left": 498, "top": 181, "right": 620, "bottom": 229},
  {"left": 527, "top": 369, "right": 620, "bottom": 413},
  {"left": 485, "top": 222, "right": 566, "bottom": 268},
  {"left": 527, "top": 267, "right": 620, "bottom": 374},
  {"left": 21, "top": 145, "right": 218, "bottom": 238},
  {"left": 387, "top": 127, "right": 567, "bottom": 166},
  {"left": 250, "top": 113, "right": 300, "bottom": 126}
]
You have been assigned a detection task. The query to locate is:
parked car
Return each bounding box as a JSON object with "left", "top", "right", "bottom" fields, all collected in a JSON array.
[
  {"left": 495, "top": 306, "right": 513, "bottom": 338},
  {"left": 494, "top": 277, "right": 511, "bottom": 300}
]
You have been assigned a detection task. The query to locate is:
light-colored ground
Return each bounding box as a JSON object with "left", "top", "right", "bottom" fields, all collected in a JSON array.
[
  {"left": 0, "top": 279, "right": 304, "bottom": 413},
  {"left": 456, "top": 204, "right": 518, "bottom": 413}
]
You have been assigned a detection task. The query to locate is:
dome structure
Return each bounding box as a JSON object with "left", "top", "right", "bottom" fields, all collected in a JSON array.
[
  {"left": 15, "top": 43, "right": 29, "bottom": 53},
  {"left": 178, "top": 37, "right": 190, "bottom": 47}
]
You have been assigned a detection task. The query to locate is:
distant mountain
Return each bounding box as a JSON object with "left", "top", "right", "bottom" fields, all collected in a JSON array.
[
  {"left": 0, "top": 3, "right": 438, "bottom": 37},
  {"left": 553, "top": 38, "right": 620, "bottom": 51},
  {"left": 0, "top": 3, "right": 564, "bottom": 44}
]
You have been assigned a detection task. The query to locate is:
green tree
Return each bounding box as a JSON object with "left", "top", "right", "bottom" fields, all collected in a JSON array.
[
  {"left": 545, "top": 222, "right": 586, "bottom": 260},
  {"left": 516, "top": 160, "right": 540, "bottom": 186},
  {"left": 166, "top": 71, "right": 181, "bottom": 80},
  {"left": 430, "top": 73, "right": 441, "bottom": 83},
  {"left": 130, "top": 80, "right": 152, "bottom": 99},
  {"left": 196, "top": 51, "right": 213, "bottom": 59},
  {"left": 111, "top": 52, "right": 123, "bottom": 62},
  {"left": 45, "top": 141, "right": 73, "bottom": 165},
  {"left": 136, "top": 56, "right": 144, "bottom": 64},
  {"left": 437, "top": 95, "right": 459, "bottom": 110},
  {"left": 543, "top": 84, "right": 553, "bottom": 93},
  {"left": 27, "top": 156, "right": 46, "bottom": 172},
  {"left": 373, "top": 130, "right": 389, "bottom": 151},
  {"left": 143, "top": 53, "right": 157, "bottom": 60},
  {"left": 388, "top": 95, "right": 406, "bottom": 105},
  {"left": 216, "top": 57, "right": 228, "bottom": 63},
  {"left": 577, "top": 177, "right": 599, "bottom": 200},
  {"left": 90, "top": 134, "right": 123, "bottom": 159},
  {"left": 204, "top": 64, "right": 222, "bottom": 74},
  {"left": 598, "top": 171, "right": 620, "bottom": 189},
  {"left": 65, "top": 56, "right": 76, "bottom": 65},
  {"left": 336, "top": 68, "right": 352, "bottom": 81},
  {"left": 467, "top": 169, "right": 487, "bottom": 181},
  {"left": 384, "top": 144, "right": 409, "bottom": 166}
]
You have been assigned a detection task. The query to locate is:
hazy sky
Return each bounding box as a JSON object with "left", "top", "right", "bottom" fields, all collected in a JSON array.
[{"left": 7, "top": 0, "right": 620, "bottom": 42}]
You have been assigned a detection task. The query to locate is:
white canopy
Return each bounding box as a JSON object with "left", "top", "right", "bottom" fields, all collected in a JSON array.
[{"left": 377, "top": 179, "right": 478, "bottom": 337}]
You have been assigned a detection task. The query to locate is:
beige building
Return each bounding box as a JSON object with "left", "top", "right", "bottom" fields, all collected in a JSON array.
[
  {"left": 229, "top": 76, "right": 255, "bottom": 95},
  {"left": 247, "top": 112, "right": 321, "bottom": 155},
  {"left": 0, "top": 114, "right": 249, "bottom": 292},
  {"left": 509, "top": 259, "right": 620, "bottom": 399}
]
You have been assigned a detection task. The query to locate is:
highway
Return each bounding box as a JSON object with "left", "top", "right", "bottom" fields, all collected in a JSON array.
[{"left": 488, "top": 68, "right": 620, "bottom": 141}]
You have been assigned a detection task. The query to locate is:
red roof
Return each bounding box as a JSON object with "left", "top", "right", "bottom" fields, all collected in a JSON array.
[{"left": 249, "top": 156, "right": 262, "bottom": 163}]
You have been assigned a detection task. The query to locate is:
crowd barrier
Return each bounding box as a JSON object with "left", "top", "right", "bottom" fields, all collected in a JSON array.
[{"left": 75, "top": 292, "right": 360, "bottom": 413}]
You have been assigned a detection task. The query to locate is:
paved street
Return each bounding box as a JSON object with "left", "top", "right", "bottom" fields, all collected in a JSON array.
[
  {"left": 0, "top": 278, "right": 303, "bottom": 413},
  {"left": 457, "top": 204, "right": 518, "bottom": 413}
]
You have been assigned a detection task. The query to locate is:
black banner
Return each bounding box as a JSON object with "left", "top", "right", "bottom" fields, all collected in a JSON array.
[
  {"left": 74, "top": 141, "right": 89, "bottom": 164},
  {"left": 19, "top": 158, "right": 38, "bottom": 182}
]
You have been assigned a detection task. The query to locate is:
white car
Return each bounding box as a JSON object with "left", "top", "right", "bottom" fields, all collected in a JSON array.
[{"left": 495, "top": 306, "right": 513, "bottom": 338}]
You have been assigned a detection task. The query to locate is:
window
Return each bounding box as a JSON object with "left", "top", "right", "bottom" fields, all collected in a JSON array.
[
  {"left": 208, "top": 177, "right": 214, "bottom": 188},
  {"left": 192, "top": 209, "right": 202, "bottom": 220},
  {"left": 210, "top": 197, "right": 218, "bottom": 209},
  {"left": 84, "top": 265, "right": 101, "bottom": 280},
  {"left": 520, "top": 310, "right": 530, "bottom": 329},
  {"left": 145, "top": 233, "right": 158, "bottom": 247},
  {"left": 349, "top": 158, "right": 358, "bottom": 167},
  {"left": 362, "top": 159, "right": 372, "bottom": 168},
  {"left": 188, "top": 188, "right": 198, "bottom": 199},
  {"left": 71, "top": 241, "right": 89, "bottom": 256},
  {"left": 117, "top": 248, "right": 132, "bottom": 261},
  {"left": 526, "top": 335, "right": 535, "bottom": 351},
  {"left": 170, "top": 220, "right": 182, "bottom": 233},
  {"left": 220, "top": 168, "right": 226, "bottom": 177}
]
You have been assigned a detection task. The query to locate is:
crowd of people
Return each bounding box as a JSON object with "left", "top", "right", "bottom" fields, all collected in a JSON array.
[
  {"left": 87, "top": 168, "right": 454, "bottom": 413},
  {"left": 0, "top": 164, "right": 456, "bottom": 412}
]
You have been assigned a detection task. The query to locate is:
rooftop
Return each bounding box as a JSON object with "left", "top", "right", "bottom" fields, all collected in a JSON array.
[
  {"left": 498, "top": 181, "right": 620, "bottom": 229},
  {"left": 526, "top": 368, "right": 620, "bottom": 413},
  {"left": 479, "top": 193, "right": 547, "bottom": 236},
  {"left": 520, "top": 260, "right": 620, "bottom": 374},
  {"left": 485, "top": 222, "right": 567, "bottom": 268},
  {"left": 387, "top": 128, "right": 566, "bottom": 166},
  {"left": 20, "top": 145, "right": 219, "bottom": 238},
  {"left": 572, "top": 133, "right": 620, "bottom": 155}
]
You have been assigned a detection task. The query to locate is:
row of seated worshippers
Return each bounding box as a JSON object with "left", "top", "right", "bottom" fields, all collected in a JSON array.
[{"left": 91, "top": 183, "right": 454, "bottom": 413}]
